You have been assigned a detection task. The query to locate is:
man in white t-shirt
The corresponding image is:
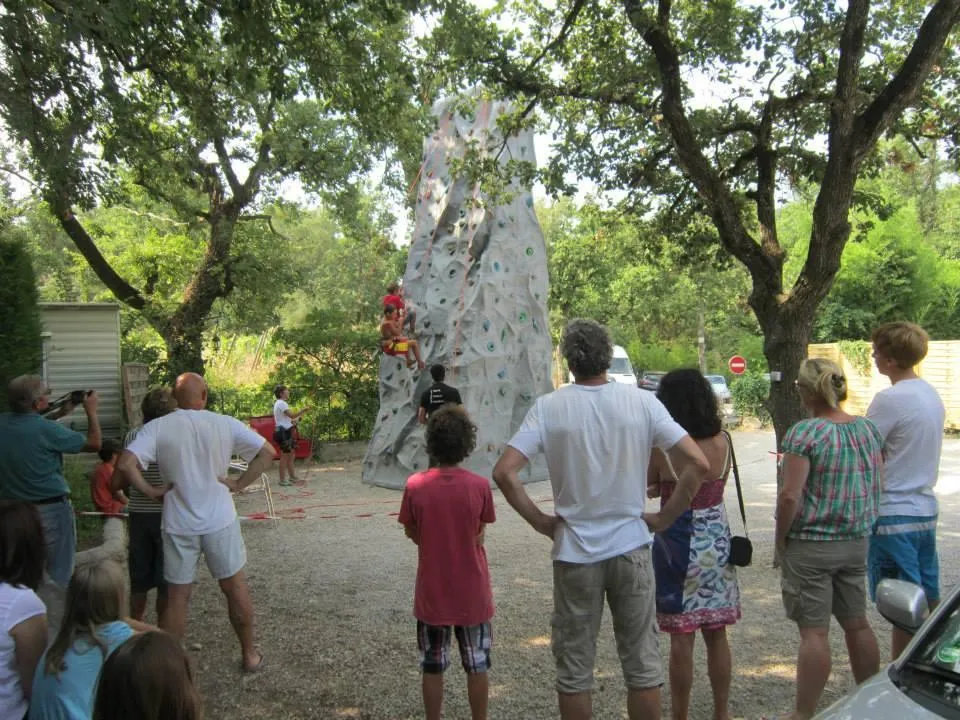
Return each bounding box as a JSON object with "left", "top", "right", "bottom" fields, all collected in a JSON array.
[
  {"left": 867, "top": 321, "right": 946, "bottom": 659},
  {"left": 116, "top": 373, "right": 276, "bottom": 673},
  {"left": 492, "top": 319, "right": 710, "bottom": 720},
  {"left": 272, "top": 385, "right": 308, "bottom": 487}
]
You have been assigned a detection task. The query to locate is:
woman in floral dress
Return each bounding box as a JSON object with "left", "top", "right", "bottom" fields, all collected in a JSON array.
[{"left": 649, "top": 369, "right": 740, "bottom": 720}]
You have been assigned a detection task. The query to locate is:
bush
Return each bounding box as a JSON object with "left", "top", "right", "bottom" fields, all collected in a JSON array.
[
  {"left": 731, "top": 372, "right": 771, "bottom": 424},
  {"left": 0, "top": 239, "right": 42, "bottom": 409}
]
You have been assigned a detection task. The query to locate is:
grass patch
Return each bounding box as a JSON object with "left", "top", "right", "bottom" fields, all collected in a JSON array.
[{"left": 64, "top": 456, "right": 105, "bottom": 551}]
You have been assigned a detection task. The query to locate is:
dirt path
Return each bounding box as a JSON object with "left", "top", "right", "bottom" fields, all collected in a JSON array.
[{"left": 176, "top": 432, "right": 960, "bottom": 719}]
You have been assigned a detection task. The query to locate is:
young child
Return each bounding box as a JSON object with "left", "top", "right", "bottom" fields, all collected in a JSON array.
[
  {"left": 90, "top": 439, "right": 127, "bottom": 516},
  {"left": 93, "top": 631, "right": 203, "bottom": 720},
  {"left": 29, "top": 560, "right": 152, "bottom": 720},
  {"left": 383, "top": 281, "right": 417, "bottom": 332},
  {"left": 381, "top": 305, "right": 425, "bottom": 369},
  {"left": 398, "top": 405, "right": 495, "bottom": 720}
]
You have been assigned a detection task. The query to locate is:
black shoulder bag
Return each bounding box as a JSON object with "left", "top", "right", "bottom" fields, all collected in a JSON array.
[{"left": 723, "top": 430, "right": 753, "bottom": 567}]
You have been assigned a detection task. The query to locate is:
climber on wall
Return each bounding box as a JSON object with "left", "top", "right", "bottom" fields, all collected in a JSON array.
[
  {"left": 383, "top": 282, "right": 416, "bottom": 333},
  {"left": 380, "top": 305, "right": 425, "bottom": 370}
]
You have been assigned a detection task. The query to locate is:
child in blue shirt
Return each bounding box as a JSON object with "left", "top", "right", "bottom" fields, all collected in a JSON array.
[{"left": 30, "top": 560, "right": 152, "bottom": 719}]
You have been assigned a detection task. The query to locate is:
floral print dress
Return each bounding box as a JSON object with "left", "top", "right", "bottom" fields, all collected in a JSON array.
[{"left": 652, "top": 438, "right": 742, "bottom": 634}]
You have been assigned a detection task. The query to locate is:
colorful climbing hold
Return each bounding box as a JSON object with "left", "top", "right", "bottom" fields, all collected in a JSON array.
[{"left": 525, "top": 247, "right": 534, "bottom": 256}]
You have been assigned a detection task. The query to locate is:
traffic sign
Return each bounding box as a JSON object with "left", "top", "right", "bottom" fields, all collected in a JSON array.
[{"left": 728, "top": 355, "right": 747, "bottom": 375}]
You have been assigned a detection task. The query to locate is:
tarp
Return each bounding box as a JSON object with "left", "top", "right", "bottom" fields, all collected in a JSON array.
[{"left": 362, "top": 96, "right": 552, "bottom": 489}]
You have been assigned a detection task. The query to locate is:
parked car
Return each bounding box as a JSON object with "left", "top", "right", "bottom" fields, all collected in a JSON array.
[
  {"left": 638, "top": 371, "right": 666, "bottom": 392},
  {"left": 814, "top": 579, "right": 954, "bottom": 719},
  {"left": 706, "top": 374, "right": 732, "bottom": 405}
]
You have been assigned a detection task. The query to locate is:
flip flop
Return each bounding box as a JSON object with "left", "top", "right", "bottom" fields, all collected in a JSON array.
[{"left": 242, "top": 653, "right": 265, "bottom": 674}]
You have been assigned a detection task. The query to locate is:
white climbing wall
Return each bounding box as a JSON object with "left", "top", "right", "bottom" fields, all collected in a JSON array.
[{"left": 362, "top": 96, "right": 553, "bottom": 489}]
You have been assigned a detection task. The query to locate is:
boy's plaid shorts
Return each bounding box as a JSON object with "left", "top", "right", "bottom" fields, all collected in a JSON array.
[{"left": 416, "top": 620, "right": 492, "bottom": 674}]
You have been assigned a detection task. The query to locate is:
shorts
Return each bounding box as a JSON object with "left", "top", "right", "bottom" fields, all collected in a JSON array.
[
  {"left": 383, "top": 338, "right": 409, "bottom": 356},
  {"left": 869, "top": 515, "right": 940, "bottom": 603},
  {"left": 552, "top": 546, "right": 662, "bottom": 694},
  {"left": 417, "top": 620, "right": 492, "bottom": 674},
  {"left": 163, "top": 519, "right": 246, "bottom": 585},
  {"left": 273, "top": 425, "right": 296, "bottom": 453},
  {"left": 128, "top": 512, "right": 166, "bottom": 593},
  {"left": 781, "top": 538, "right": 868, "bottom": 627}
]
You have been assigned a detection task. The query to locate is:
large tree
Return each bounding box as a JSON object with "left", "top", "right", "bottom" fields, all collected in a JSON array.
[
  {"left": 429, "top": 0, "right": 960, "bottom": 440},
  {"left": 0, "top": 0, "right": 427, "bottom": 376}
]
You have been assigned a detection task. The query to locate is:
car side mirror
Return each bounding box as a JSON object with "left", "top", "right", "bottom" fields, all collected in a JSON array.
[{"left": 877, "top": 579, "right": 929, "bottom": 634}]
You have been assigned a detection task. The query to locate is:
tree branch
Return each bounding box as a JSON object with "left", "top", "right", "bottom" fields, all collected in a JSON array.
[
  {"left": 755, "top": 98, "right": 780, "bottom": 259},
  {"left": 525, "top": 0, "right": 588, "bottom": 73},
  {"left": 622, "top": 0, "right": 781, "bottom": 307},
  {"left": 238, "top": 213, "right": 287, "bottom": 239},
  {"left": 134, "top": 174, "right": 211, "bottom": 222},
  {"left": 855, "top": 0, "right": 960, "bottom": 157},
  {"left": 213, "top": 136, "right": 243, "bottom": 197},
  {"left": 49, "top": 199, "right": 147, "bottom": 311}
]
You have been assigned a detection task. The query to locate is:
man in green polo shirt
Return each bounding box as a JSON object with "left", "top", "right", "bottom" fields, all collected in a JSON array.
[{"left": 0, "top": 375, "right": 101, "bottom": 586}]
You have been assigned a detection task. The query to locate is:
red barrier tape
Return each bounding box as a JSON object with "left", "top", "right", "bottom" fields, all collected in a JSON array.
[{"left": 77, "top": 497, "right": 557, "bottom": 522}]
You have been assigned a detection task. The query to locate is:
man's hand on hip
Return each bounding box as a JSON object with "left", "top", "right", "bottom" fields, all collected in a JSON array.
[
  {"left": 642, "top": 511, "right": 670, "bottom": 534},
  {"left": 533, "top": 513, "right": 560, "bottom": 540}
]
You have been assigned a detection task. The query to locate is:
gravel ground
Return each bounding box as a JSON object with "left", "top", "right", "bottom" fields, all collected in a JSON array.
[{"left": 174, "top": 431, "right": 960, "bottom": 719}]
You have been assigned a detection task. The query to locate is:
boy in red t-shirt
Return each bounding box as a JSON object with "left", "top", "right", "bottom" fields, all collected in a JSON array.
[
  {"left": 90, "top": 438, "right": 127, "bottom": 515},
  {"left": 398, "top": 405, "right": 495, "bottom": 720}
]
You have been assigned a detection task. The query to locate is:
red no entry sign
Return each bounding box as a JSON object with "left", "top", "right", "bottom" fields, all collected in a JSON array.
[{"left": 728, "top": 355, "right": 747, "bottom": 375}]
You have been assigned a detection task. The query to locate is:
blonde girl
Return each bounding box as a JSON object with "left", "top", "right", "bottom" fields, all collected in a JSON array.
[{"left": 29, "top": 560, "right": 152, "bottom": 720}]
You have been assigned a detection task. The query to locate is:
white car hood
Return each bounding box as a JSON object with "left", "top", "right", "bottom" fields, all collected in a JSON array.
[{"left": 815, "top": 668, "right": 945, "bottom": 720}]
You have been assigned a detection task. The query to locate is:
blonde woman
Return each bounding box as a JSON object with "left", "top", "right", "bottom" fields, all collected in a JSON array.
[{"left": 769, "top": 358, "right": 884, "bottom": 720}]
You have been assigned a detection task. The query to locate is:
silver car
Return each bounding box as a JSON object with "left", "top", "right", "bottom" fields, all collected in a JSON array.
[{"left": 815, "top": 579, "right": 958, "bottom": 719}]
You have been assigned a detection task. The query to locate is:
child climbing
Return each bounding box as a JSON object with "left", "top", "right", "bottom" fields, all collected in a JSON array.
[
  {"left": 383, "top": 281, "right": 416, "bottom": 332},
  {"left": 381, "top": 305, "right": 425, "bottom": 370}
]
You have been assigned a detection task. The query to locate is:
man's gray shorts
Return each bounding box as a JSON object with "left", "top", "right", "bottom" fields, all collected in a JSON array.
[{"left": 552, "top": 546, "right": 662, "bottom": 694}]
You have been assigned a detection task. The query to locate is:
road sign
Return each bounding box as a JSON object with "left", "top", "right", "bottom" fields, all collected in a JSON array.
[{"left": 728, "top": 355, "right": 747, "bottom": 375}]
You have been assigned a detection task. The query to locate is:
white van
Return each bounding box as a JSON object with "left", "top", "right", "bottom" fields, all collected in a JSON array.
[
  {"left": 608, "top": 345, "right": 637, "bottom": 385},
  {"left": 567, "top": 345, "right": 637, "bottom": 385}
]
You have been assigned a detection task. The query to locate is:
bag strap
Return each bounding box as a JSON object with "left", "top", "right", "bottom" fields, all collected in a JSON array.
[{"left": 722, "top": 430, "right": 748, "bottom": 537}]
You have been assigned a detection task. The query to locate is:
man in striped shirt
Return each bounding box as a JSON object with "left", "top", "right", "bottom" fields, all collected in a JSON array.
[{"left": 113, "top": 388, "right": 177, "bottom": 620}]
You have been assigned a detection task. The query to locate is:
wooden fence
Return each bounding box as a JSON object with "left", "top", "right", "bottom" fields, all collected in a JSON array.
[{"left": 808, "top": 342, "right": 960, "bottom": 429}]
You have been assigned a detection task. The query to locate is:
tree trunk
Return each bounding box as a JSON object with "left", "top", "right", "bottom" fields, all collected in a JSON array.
[
  {"left": 756, "top": 308, "right": 813, "bottom": 449},
  {"left": 160, "top": 212, "right": 238, "bottom": 379}
]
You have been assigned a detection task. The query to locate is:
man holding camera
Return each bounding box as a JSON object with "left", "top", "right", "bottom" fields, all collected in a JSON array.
[{"left": 0, "top": 375, "right": 102, "bottom": 586}]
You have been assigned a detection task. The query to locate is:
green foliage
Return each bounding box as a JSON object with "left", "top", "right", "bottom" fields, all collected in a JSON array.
[
  {"left": 0, "top": 237, "right": 42, "bottom": 410},
  {"left": 63, "top": 457, "right": 102, "bottom": 550},
  {"left": 779, "top": 147, "right": 960, "bottom": 342},
  {"left": 731, "top": 373, "right": 771, "bottom": 425},
  {"left": 838, "top": 340, "right": 873, "bottom": 376},
  {"left": 273, "top": 311, "right": 381, "bottom": 442},
  {"left": 627, "top": 340, "right": 698, "bottom": 373},
  {"left": 0, "top": 1, "right": 428, "bottom": 373}
]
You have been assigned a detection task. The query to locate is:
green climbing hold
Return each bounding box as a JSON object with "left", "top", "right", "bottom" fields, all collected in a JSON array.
[{"left": 525, "top": 247, "right": 534, "bottom": 256}]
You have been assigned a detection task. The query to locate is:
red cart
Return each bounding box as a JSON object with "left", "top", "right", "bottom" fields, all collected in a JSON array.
[{"left": 248, "top": 415, "right": 313, "bottom": 460}]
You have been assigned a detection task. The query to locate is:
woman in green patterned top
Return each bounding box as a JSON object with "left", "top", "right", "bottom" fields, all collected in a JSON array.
[{"left": 771, "top": 358, "right": 884, "bottom": 720}]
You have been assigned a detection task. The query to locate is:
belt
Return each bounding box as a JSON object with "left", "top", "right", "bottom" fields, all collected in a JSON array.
[{"left": 32, "top": 495, "right": 67, "bottom": 505}]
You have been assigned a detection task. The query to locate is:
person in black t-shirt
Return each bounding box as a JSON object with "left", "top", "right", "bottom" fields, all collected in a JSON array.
[{"left": 418, "top": 365, "right": 463, "bottom": 424}]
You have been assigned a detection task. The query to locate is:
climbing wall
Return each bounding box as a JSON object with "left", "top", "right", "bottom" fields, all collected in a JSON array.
[{"left": 362, "top": 96, "right": 553, "bottom": 489}]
